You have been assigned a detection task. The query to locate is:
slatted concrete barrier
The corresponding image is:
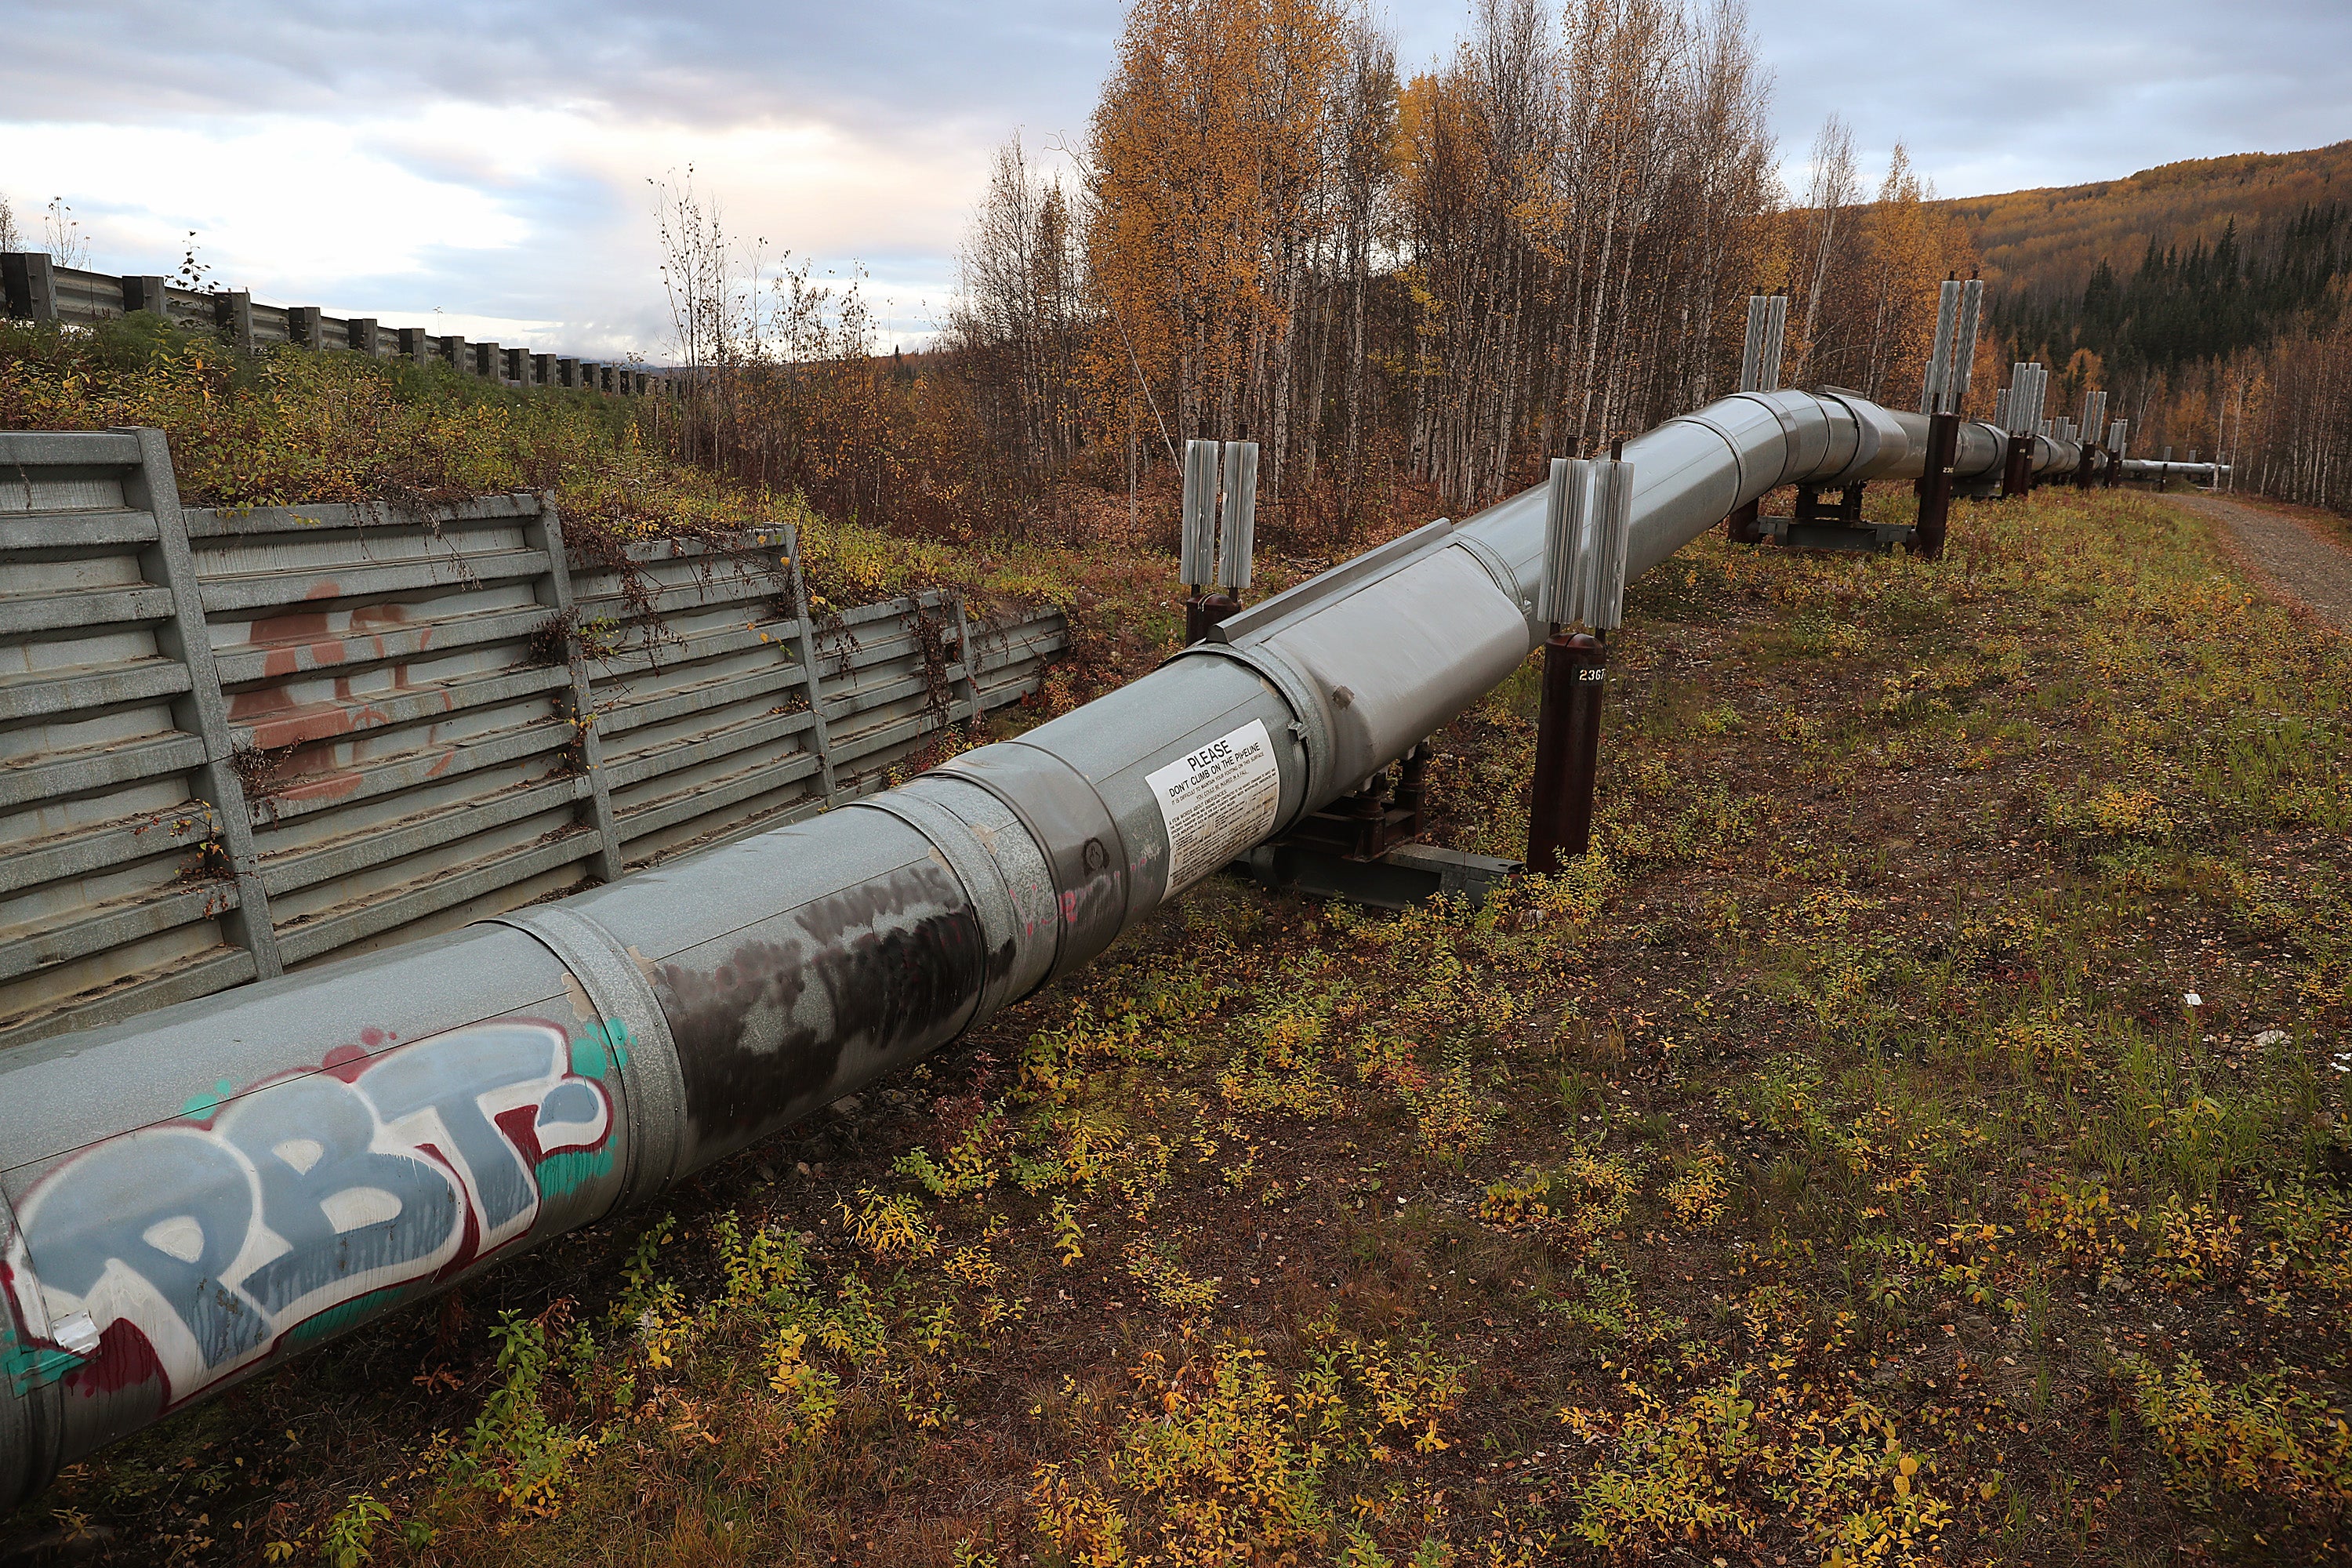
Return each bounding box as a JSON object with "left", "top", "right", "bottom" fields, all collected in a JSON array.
[
  {"left": 0, "top": 428, "right": 1067, "bottom": 1049},
  {"left": 2, "top": 249, "right": 661, "bottom": 395}
]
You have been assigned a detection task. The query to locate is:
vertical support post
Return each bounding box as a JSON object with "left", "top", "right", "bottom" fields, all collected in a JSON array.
[
  {"left": 1737, "top": 296, "right": 1768, "bottom": 394},
  {"left": 397, "top": 327, "right": 430, "bottom": 359},
  {"left": 1735, "top": 293, "right": 1788, "bottom": 396},
  {"left": 523, "top": 497, "right": 623, "bottom": 882},
  {"left": 1914, "top": 411, "right": 1958, "bottom": 560},
  {"left": 531, "top": 505, "right": 612, "bottom": 852},
  {"left": 1949, "top": 278, "right": 1984, "bottom": 412},
  {"left": 124, "top": 275, "right": 170, "bottom": 318},
  {"left": 1920, "top": 278, "right": 1962, "bottom": 414},
  {"left": 1528, "top": 633, "right": 1606, "bottom": 874},
  {"left": 788, "top": 534, "right": 839, "bottom": 808},
  {"left": 2, "top": 252, "right": 60, "bottom": 320},
  {"left": 120, "top": 426, "right": 283, "bottom": 978},
  {"left": 215, "top": 290, "right": 256, "bottom": 353},
  {"left": 286, "top": 307, "right": 322, "bottom": 349},
  {"left": 1179, "top": 437, "right": 1224, "bottom": 644},
  {"left": 1530, "top": 456, "right": 1592, "bottom": 874},
  {"left": 1393, "top": 744, "right": 1430, "bottom": 840},
  {"left": 1216, "top": 441, "right": 1258, "bottom": 598},
  {"left": 1728, "top": 296, "right": 1779, "bottom": 541},
  {"left": 2001, "top": 363, "right": 2045, "bottom": 497},
  {"left": 1528, "top": 449, "right": 1630, "bottom": 875},
  {"left": 348, "top": 318, "right": 379, "bottom": 355},
  {"left": 951, "top": 591, "right": 985, "bottom": 729}
]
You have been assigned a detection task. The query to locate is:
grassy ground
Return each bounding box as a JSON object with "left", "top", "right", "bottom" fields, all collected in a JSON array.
[{"left": 22, "top": 485, "right": 2352, "bottom": 1566}]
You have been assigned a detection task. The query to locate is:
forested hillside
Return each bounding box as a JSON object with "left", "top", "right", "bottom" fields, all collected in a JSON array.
[
  {"left": 1947, "top": 140, "right": 2352, "bottom": 305},
  {"left": 1942, "top": 142, "right": 2352, "bottom": 509}
]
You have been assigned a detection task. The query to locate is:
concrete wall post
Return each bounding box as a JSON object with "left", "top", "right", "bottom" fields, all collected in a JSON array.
[
  {"left": 523, "top": 499, "right": 624, "bottom": 882},
  {"left": 118, "top": 428, "right": 284, "bottom": 978},
  {"left": 787, "top": 536, "right": 839, "bottom": 806},
  {"left": 213, "top": 291, "right": 256, "bottom": 353},
  {"left": 1, "top": 252, "right": 59, "bottom": 320},
  {"left": 122, "top": 276, "right": 170, "bottom": 318},
  {"left": 953, "top": 592, "right": 985, "bottom": 726}
]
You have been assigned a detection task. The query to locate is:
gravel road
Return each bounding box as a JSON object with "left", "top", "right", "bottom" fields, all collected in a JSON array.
[{"left": 2168, "top": 490, "right": 2352, "bottom": 630}]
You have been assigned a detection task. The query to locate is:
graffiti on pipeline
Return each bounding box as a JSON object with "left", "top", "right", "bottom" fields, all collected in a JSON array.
[{"left": 1, "top": 1019, "right": 618, "bottom": 1409}]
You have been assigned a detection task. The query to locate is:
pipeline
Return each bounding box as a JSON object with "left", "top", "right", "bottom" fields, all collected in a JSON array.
[
  {"left": 0, "top": 387, "right": 2066, "bottom": 1508},
  {"left": 2120, "top": 458, "right": 2230, "bottom": 485}
]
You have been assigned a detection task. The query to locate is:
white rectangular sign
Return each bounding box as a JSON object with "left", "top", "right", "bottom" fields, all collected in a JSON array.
[{"left": 1146, "top": 719, "right": 1280, "bottom": 895}]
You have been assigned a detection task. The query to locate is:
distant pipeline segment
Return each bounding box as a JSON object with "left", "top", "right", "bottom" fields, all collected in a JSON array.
[{"left": 0, "top": 387, "right": 2139, "bottom": 1509}]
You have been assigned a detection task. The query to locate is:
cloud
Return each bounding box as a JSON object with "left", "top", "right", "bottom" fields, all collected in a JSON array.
[
  {"left": 5, "top": 0, "right": 2345, "bottom": 359},
  {"left": 2, "top": 0, "right": 1113, "bottom": 141},
  {"left": 1752, "top": 0, "right": 2352, "bottom": 197}
]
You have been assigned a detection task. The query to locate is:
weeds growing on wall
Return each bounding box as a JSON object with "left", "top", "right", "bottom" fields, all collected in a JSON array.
[{"left": 0, "top": 314, "right": 1244, "bottom": 702}]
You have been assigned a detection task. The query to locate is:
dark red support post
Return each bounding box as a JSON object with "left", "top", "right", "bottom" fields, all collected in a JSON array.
[
  {"left": 1914, "top": 410, "right": 1958, "bottom": 559},
  {"left": 1526, "top": 631, "right": 1606, "bottom": 874},
  {"left": 2000, "top": 432, "right": 2034, "bottom": 499},
  {"left": 1183, "top": 589, "right": 1240, "bottom": 644},
  {"left": 1726, "top": 499, "right": 1761, "bottom": 544},
  {"left": 1394, "top": 743, "right": 1429, "bottom": 840},
  {"left": 2072, "top": 442, "right": 2096, "bottom": 489}
]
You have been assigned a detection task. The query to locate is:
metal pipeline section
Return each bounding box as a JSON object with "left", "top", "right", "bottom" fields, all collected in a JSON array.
[
  {"left": 0, "top": 387, "right": 2043, "bottom": 1508},
  {"left": 2121, "top": 458, "right": 2230, "bottom": 485}
]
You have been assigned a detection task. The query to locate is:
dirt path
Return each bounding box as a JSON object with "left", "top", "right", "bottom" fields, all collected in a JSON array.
[{"left": 2169, "top": 489, "right": 2352, "bottom": 630}]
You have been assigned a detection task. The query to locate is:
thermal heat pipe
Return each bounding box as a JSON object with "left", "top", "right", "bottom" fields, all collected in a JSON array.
[{"left": 0, "top": 387, "right": 2080, "bottom": 1510}]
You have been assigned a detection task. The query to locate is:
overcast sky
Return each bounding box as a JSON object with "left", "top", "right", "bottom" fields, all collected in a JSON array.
[{"left": 5, "top": 0, "right": 2346, "bottom": 358}]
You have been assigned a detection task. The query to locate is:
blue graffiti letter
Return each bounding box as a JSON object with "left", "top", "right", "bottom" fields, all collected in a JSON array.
[
  {"left": 220, "top": 1075, "right": 458, "bottom": 1316},
  {"left": 354, "top": 1025, "right": 562, "bottom": 1234},
  {"left": 21, "top": 1131, "right": 268, "bottom": 1370}
]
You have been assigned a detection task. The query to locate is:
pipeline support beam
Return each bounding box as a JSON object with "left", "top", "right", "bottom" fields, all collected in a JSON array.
[{"left": 1527, "top": 633, "right": 1607, "bottom": 873}]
